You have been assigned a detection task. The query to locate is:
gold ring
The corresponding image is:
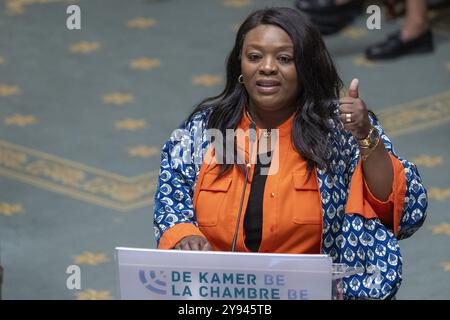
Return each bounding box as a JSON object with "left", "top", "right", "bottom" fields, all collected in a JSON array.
[{"left": 346, "top": 113, "right": 352, "bottom": 123}]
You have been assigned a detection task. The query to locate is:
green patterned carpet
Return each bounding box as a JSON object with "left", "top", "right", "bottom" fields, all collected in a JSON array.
[{"left": 0, "top": 0, "right": 449, "bottom": 299}]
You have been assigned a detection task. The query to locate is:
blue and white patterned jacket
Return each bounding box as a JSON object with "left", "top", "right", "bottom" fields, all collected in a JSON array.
[{"left": 153, "top": 106, "right": 427, "bottom": 299}]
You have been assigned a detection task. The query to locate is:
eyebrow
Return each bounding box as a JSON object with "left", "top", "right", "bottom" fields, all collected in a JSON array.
[{"left": 246, "top": 44, "right": 294, "bottom": 51}]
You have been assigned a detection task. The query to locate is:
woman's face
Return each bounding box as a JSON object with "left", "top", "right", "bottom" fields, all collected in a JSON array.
[{"left": 241, "top": 24, "right": 300, "bottom": 113}]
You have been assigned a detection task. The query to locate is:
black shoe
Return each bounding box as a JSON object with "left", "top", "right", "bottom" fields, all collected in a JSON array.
[{"left": 365, "top": 30, "right": 434, "bottom": 60}]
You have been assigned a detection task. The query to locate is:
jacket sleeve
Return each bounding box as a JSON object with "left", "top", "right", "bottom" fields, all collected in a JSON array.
[
  {"left": 354, "top": 114, "right": 428, "bottom": 240},
  {"left": 347, "top": 152, "right": 411, "bottom": 234},
  {"left": 153, "top": 111, "right": 210, "bottom": 249}
]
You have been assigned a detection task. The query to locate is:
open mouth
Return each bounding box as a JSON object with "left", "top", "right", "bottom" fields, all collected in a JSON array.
[{"left": 256, "top": 79, "right": 281, "bottom": 94}]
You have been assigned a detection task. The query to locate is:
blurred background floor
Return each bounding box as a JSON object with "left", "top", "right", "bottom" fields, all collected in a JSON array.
[{"left": 0, "top": 0, "right": 449, "bottom": 299}]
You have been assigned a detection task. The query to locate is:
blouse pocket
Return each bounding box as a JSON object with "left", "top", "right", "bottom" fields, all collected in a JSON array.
[
  {"left": 196, "top": 173, "right": 232, "bottom": 227},
  {"left": 291, "top": 171, "right": 322, "bottom": 225}
]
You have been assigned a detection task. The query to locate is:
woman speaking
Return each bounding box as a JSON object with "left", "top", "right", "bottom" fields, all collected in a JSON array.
[{"left": 153, "top": 7, "right": 427, "bottom": 299}]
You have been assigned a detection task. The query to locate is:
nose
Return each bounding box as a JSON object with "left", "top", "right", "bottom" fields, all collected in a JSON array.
[{"left": 259, "top": 56, "right": 278, "bottom": 75}]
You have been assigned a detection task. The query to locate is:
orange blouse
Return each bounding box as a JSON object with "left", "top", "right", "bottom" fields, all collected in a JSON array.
[{"left": 158, "top": 111, "right": 406, "bottom": 253}]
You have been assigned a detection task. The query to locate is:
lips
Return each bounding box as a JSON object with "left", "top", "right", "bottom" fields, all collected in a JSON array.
[
  {"left": 256, "top": 79, "right": 281, "bottom": 87},
  {"left": 256, "top": 79, "right": 281, "bottom": 94}
]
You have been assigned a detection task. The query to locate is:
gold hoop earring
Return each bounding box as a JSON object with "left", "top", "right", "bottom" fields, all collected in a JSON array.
[{"left": 238, "top": 75, "right": 244, "bottom": 84}]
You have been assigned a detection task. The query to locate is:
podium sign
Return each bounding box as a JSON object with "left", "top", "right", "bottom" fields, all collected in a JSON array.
[{"left": 116, "top": 247, "right": 333, "bottom": 300}]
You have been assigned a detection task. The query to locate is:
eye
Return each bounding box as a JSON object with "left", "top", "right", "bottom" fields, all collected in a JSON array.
[
  {"left": 278, "top": 55, "right": 293, "bottom": 64},
  {"left": 248, "top": 53, "right": 261, "bottom": 62}
]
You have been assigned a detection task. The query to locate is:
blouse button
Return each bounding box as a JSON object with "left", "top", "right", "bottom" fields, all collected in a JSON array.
[{"left": 270, "top": 192, "right": 275, "bottom": 198}]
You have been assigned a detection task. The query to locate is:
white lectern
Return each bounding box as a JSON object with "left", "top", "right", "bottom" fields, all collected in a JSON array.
[{"left": 116, "top": 247, "right": 359, "bottom": 300}]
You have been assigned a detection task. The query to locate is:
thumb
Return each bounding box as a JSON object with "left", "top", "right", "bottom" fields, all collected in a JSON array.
[{"left": 348, "top": 78, "right": 359, "bottom": 98}]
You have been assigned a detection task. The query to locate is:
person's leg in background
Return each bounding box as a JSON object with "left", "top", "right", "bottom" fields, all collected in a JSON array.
[
  {"left": 402, "top": 0, "right": 430, "bottom": 41},
  {"left": 366, "top": 0, "right": 434, "bottom": 60}
]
